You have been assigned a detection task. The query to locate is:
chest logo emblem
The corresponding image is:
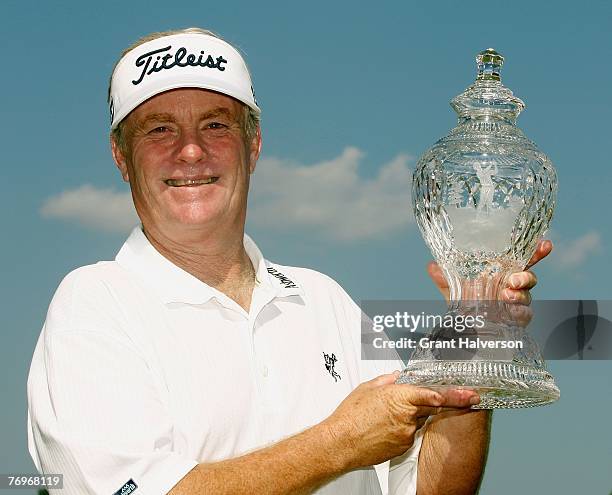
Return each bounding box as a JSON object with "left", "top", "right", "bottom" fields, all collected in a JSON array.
[{"left": 323, "top": 352, "right": 341, "bottom": 382}]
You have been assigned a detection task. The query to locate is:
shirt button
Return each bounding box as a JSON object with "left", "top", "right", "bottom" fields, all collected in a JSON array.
[{"left": 262, "top": 365, "right": 269, "bottom": 377}]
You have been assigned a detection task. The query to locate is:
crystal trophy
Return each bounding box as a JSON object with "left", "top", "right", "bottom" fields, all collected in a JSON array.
[{"left": 397, "top": 49, "right": 560, "bottom": 408}]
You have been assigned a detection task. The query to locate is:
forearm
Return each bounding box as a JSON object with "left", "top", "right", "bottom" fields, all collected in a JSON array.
[
  {"left": 169, "top": 422, "right": 346, "bottom": 495},
  {"left": 417, "top": 410, "right": 491, "bottom": 495}
]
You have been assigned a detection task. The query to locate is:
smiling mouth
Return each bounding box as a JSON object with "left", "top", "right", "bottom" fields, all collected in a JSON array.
[{"left": 165, "top": 177, "right": 219, "bottom": 187}]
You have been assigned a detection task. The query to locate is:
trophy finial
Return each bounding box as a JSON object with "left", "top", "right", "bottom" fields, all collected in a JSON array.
[
  {"left": 451, "top": 48, "right": 524, "bottom": 122},
  {"left": 476, "top": 48, "right": 504, "bottom": 81}
]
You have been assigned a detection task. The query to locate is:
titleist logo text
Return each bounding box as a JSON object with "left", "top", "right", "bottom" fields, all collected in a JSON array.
[{"left": 132, "top": 45, "right": 228, "bottom": 85}]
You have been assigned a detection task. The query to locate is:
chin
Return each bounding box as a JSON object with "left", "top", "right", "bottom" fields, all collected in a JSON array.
[
  {"left": 171, "top": 215, "right": 217, "bottom": 227},
  {"left": 165, "top": 200, "right": 213, "bottom": 219},
  {"left": 167, "top": 208, "right": 223, "bottom": 228}
]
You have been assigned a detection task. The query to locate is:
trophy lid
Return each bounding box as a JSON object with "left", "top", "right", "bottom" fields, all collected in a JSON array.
[{"left": 451, "top": 49, "right": 525, "bottom": 123}]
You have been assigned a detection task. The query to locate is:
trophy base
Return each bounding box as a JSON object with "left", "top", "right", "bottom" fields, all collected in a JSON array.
[{"left": 397, "top": 360, "right": 560, "bottom": 409}]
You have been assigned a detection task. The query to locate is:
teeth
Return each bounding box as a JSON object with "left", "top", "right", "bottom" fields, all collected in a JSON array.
[{"left": 166, "top": 177, "right": 218, "bottom": 187}]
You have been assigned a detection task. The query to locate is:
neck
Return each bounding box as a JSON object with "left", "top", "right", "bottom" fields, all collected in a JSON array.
[{"left": 142, "top": 223, "right": 256, "bottom": 311}]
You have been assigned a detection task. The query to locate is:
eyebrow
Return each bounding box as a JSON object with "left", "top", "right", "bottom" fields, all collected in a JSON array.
[
  {"left": 139, "top": 107, "right": 234, "bottom": 127},
  {"left": 199, "top": 107, "right": 233, "bottom": 120},
  {"left": 138, "top": 113, "right": 176, "bottom": 126}
]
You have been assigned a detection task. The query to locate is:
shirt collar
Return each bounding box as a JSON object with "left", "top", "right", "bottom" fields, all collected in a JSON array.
[{"left": 115, "top": 226, "right": 303, "bottom": 305}]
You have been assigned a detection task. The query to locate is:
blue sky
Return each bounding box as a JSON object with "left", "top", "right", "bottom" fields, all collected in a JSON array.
[{"left": 1, "top": 1, "right": 610, "bottom": 493}]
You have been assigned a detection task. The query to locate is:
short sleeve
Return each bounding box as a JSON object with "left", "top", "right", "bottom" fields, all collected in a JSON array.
[
  {"left": 387, "top": 420, "right": 429, "bottom": 495},
  {"left": 27, "top": 269, "right": 197, "bottom": 495}
]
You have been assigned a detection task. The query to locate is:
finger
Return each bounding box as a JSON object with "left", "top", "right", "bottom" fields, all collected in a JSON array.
[
  {"left": 427, "top": 261, "right": 450, "bottom": 301},
  {"left": 397, "top": 387, "right": 480, "bottom": 419},
  {"left": 399, "top": 385, "right": 479, "bottom": 409},
  {"left": 396, "top": 384, "right": 445, "bottom": 407},
  {"left": 427, "top": 261, "right": 448, "bottom": 289},
  {"left": 526, "top": 240, "right": 553, "bottom": 269},
  {"left": 508, "top": 271, "right": 537, "bottom": 290},
  {"left": 435, "top": 387, "right": 481, "bottom": 408},
  {"left": 502, "top": 288, "right": 532, "bottom": 306}
]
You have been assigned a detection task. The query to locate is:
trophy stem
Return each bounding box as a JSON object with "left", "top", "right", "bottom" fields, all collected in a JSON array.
[{"left": 444, "top": 267, "right": 513, "bottom": 303}]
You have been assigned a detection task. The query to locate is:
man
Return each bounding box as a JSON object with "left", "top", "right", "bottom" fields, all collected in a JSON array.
[{"left": 27, "top": 28, "right": 549, "bottom": 495}]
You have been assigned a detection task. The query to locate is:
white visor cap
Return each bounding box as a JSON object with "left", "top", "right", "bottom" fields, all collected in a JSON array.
[{"left": 109, "top": 33, "right": 260, "bottom": 130}]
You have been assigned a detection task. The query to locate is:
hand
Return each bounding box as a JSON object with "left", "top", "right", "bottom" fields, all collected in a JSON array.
[
  {"left": 427, "top": 240, "right": 553, "bottom": 304},
  {"left": 321, "top": 372, "right": 479, "bottom": 470}
]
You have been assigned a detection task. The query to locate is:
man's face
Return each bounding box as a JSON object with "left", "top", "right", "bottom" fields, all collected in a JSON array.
[{"left": 112, "top": 88, "right": 260, "bottom": 238}]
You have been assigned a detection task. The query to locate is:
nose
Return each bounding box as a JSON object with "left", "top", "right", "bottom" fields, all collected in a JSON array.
[{"left": 176, "top": 129, "right": 205, "bottom": 164}]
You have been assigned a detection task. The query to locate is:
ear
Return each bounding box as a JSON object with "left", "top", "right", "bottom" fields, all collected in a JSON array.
[
  {"left": 248, "top": 126, "right": 262, "bottom": 174},
  {"left": 111, "top": 135, "right": 130, "bottom": 182}
]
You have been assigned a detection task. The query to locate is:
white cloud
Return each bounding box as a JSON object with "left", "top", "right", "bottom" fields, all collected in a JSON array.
[
  {"left": 249, "top": 147, "right": 415, "bottom": 241},
  {"left": 554, "top": 231, "right": 602, "bottom": 268},
  {"left": 40, "top": 184, "right": 138, "bottom": 234}
]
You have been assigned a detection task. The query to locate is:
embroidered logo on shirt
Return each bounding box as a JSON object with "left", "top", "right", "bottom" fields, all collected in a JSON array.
[
  {"left": 113, "top": 479, "right": 138, "bottom": 495},
  {"left": 323, "top": 352, "right": 341, "bottom": 382},
  {"left": 267, "top": 267, "right": 298, "bottom": 289}
]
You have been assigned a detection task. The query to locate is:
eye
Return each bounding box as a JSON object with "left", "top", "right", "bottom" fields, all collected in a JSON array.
[
  {"left": 207, "top": 122, "right": 228, "bottom": 129},
  {"left": 149, "top": 126, "right": 170, "bottom": 134}
]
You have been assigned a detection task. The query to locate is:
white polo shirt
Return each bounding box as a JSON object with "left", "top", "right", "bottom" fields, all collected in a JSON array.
[{"left": 28, "top": 227, "right": 423, "bottom": 495}]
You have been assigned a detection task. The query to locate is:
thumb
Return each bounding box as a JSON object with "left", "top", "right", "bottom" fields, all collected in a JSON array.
[
  {"left": 396, "top": 384, "right": 444, "bottom": 407},
  {"left": 370, "top": 371, "right": 401, "bottom": 387}
]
